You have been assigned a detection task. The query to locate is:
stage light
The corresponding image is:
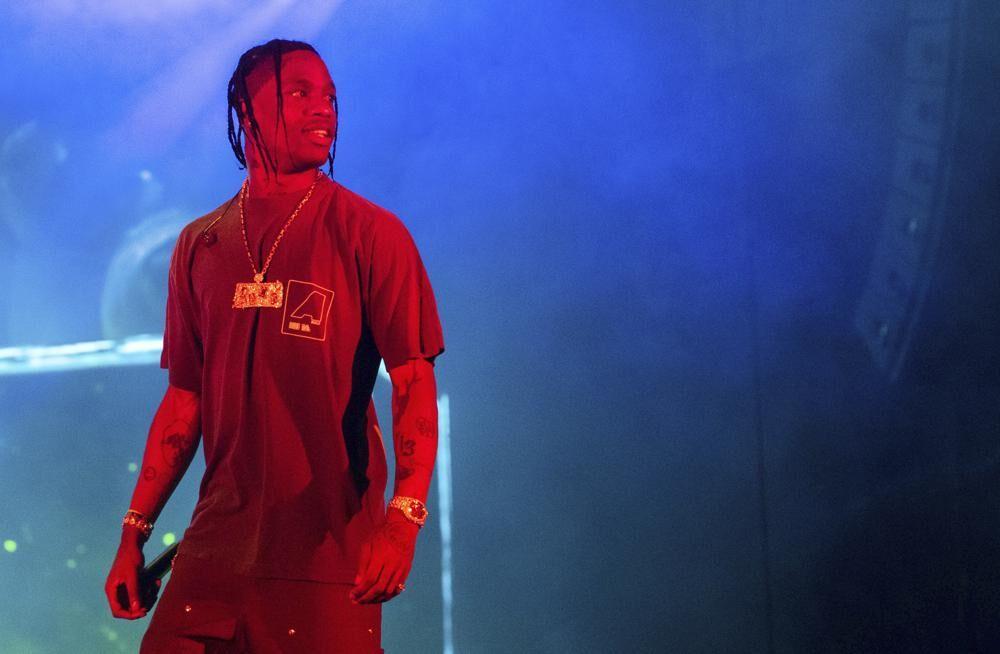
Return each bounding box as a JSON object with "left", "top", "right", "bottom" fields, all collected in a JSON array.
[
  {"left": 0, "top": 335, "right": 164, "bottom": 375},
  {"left": 3, "top": 540, "right": 16, "bottom": 553},
  {"left": 162, "top": 532, "right": 177, "bottom": 547},
  {"left": 99, "top": 625, "right": 119, "bottom": 643}
]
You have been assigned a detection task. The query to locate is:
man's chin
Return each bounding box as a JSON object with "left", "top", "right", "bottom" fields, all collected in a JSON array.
[
  {"left": 295, "top": 142, "right": 332, "bottom": 164},
  {"left": 293, "top": 153, "right": 330, "bottom": 171},
  {"left": 281, "top": 156, "right": 328, "bottom": 175}
]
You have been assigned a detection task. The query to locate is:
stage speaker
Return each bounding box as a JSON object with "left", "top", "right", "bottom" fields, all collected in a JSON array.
[{"left": 854, "top": 0, "right": 965, "bottom": 380}]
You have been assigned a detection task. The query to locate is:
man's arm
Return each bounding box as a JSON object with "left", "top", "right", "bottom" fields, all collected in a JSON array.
[
  {"left": 104, "top": 383, "right": 201, "bottom": 620},
  {"left": 352, "top": 357, "right": 438, "bottom": 604}
]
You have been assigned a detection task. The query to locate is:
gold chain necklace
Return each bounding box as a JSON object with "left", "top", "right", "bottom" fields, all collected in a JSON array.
[{"left": 232, "top": 170, "right": 321, "bottom": 309}]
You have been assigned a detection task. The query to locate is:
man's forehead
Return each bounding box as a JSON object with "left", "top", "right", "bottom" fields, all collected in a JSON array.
[
  {"left": 281, "top": 50, "right": 332, "bottom": 78},
  {"left": 247, "top": 49, "right": 334, "bottom": 91}
]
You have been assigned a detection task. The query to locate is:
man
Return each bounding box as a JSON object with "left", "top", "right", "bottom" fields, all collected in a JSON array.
[{"left": 104, "top": 39, "right": 444, "bottom": 653}]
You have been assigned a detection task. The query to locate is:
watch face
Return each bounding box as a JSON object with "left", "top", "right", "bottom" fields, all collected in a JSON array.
[{"left": 391, "top": 497, "right": 427, "bottom": 524}]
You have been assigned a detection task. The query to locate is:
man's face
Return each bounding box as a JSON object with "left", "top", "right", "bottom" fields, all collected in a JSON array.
[{"left": 243, "top": 50, "right": 337, "bottom": 174}]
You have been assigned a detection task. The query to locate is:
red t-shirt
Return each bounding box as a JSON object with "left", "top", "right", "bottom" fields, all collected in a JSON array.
[{"left": 160, "top": 174, "right": 444, "bottom": 583}]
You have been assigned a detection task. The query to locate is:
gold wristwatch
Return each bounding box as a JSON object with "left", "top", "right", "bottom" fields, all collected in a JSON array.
[{"left": 388, "top": 496, "right": 428, "bottom": 528}]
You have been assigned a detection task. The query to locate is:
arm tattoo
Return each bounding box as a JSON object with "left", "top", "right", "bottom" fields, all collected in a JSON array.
[
  {"left": 161, "top": 420, "right": 195, "bottom": 467},
  {"left": 394, "top": 385, "right": 412, "bottom": 417},
  {"left": 401, "top": 439, "right": 416, "bottom": 457},
  {"left": 142, "top": 466, "right": 158, "bottom": 481},
  {"left": 391, "top": 365, "right": 425, "bottom": 419},
  {"left": 415, "top": 416, "right": 434, "bottom": 438},
  {"left": 397, "top": 466, "right": 415, "bottom": 481}
]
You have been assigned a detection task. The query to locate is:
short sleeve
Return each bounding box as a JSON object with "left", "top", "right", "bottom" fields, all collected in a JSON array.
[
  {"left": 160, "top": 232, "right": 204, "bottom": 392},
  {"left": 365, "top": 214, "right": 445, "bottom": 371}
]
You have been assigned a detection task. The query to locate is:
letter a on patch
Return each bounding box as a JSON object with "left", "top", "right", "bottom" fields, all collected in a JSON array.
[{"left": 281, "top": 280, "right": 335, "bottom": 341}]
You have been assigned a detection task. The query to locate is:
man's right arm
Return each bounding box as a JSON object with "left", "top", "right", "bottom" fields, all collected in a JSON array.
[{"left": 104, "top": 383, "right": 201, "bottom": 620}]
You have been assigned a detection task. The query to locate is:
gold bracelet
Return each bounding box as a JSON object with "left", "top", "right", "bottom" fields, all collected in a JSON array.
[
  {"left": 388, "top": 496, "right": 428, "bottom": 528},
  {"left": 122, "top": 509, "right": 154, "bottom": 538}
]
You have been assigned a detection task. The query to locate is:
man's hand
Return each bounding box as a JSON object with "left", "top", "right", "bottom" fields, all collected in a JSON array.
[
  {"left": 351, "top": 514, "right": 420, "bottom": 604},
  {"left": 105, "top": 384, "right": 199, "bottom": 619},
  {"left": 104, "top": 538, "right": 161, "bottom": 619},
  {"left": 351, "top": 358, "right": 436, "bottom": 604}
]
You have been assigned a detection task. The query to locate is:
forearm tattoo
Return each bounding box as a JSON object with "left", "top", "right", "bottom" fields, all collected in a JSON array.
[
  {"left": 161, "top": 421, "right": 196, "bottom": 467},
  {"left": 142, "top": 466, "right": 158, "bottom": 481},
  {"left": 391, "top": 364, "right": 436, "bottom": 477},
  {"left": 415, "top": 416, "right": 434, "bottom": 438}
]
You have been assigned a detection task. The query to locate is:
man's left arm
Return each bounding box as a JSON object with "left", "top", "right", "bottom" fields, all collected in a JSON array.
[{"left": 351, "top": 357, "right": 438, "bottom": 604}]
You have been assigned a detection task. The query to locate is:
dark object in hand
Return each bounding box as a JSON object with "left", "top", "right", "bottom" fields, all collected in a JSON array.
[
  {"left": 115, "top": 541, "right": 180, "bottom": 611},
  {"left": 144, "top": 541, "right": 180, "bottom": 581}
]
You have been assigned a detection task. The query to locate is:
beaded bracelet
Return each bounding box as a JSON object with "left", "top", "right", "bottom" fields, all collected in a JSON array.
[{"left": 122, "top": 509, "right": 154, "bottom": 538}]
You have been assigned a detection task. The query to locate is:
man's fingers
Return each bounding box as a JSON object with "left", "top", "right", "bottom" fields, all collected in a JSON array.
[
  {"left": 124, "top": 572, "right": 142, "bottom": 613},
  {"left": 378, "top": 568, "right": 405, "bottom": 603},
  {"left": 107, "top": 579, "right": 127, "bottom": 617},
  {"left": 369, "top": 572, "right": 392, "bottom": 604},
  {"left": 371, "top": 561, "right": 406, "bottom": 604},
  {"left": 353, "top": 540, "right": 373, "bottom": 586},
  {"left": 108, "top": 580, "right": 146, "bottom": 619},
  {"left": 353, "top": 560, "right": 387, "bottom": 604},
  {"left": 351, "top": 546, "right": 382, "bottom": 597}
]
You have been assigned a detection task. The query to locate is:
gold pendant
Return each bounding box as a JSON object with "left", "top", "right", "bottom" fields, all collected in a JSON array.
[{"left": 233, "top": 280, "right": 284, "bottom": 309}]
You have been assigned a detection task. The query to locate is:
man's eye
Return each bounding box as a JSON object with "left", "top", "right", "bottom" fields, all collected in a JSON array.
[{"left": 290, "top": 90, "right": 306, "bottom": 97}]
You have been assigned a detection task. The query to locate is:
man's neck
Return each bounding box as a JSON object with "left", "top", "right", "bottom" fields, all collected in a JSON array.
[{"left": 246, "top": 164, "right": 319, "bottom": 199}]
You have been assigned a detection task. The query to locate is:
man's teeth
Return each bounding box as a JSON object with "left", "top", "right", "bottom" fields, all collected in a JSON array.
[{"left": 309, "top": 129, "right": 329, "bottom": 137}]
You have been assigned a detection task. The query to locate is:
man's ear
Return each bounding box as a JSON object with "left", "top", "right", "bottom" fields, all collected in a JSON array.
[{"left": 238, "top": 100, "right": 255, "bottom": 142}]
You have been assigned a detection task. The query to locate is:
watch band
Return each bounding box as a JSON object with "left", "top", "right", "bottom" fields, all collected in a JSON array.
[{"left": 388, "top": 496, "right": 428, "bottom": 528}]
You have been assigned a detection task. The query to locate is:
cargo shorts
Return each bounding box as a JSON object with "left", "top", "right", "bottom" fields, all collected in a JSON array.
[{"left": 140, "top": 551, "right": 383, "bottom": 654}]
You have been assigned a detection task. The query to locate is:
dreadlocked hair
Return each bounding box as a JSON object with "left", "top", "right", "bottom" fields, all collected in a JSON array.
[{"left": 227, "top": 38, "right": 337, "bottom": 177}]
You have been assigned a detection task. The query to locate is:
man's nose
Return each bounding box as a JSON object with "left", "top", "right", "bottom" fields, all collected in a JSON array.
[{"left": 310, "top": 101, "right": 333, "bottom": 117}]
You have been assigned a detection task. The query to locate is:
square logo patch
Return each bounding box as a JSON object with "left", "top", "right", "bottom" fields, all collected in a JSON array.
[{"left": 281, "top": 280, "right": 335, "bottom": 341}]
